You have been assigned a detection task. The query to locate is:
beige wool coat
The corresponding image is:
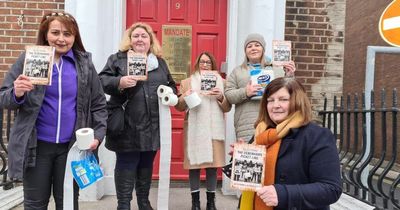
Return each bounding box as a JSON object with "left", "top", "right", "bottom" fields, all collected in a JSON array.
[{"left": 175, "top": 77, "right": 231, "bottom": 169}]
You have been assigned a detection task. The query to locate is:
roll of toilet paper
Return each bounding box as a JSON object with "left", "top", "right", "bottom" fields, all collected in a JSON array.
[
  {"left": 157, "top": 85, "right": 173, "bottom": 98},
  {"left": 162, "top": 94, "right": 178, "bottom": 106},
  {"left": 184, "top": 92, "right": 202, "bottom": 109},
  {"left": 75, "top": 128, "right": 94, "bottom": 150}
]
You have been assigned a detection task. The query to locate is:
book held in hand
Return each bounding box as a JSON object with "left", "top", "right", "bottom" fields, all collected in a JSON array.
[
  {"left": 127, "top": 50, "right": 148, "bottom": 80},
  {"left": 230, "top": 143, "right": 266, "bottom": 191},
  {"left": 272, "top": 40, "right": 291, "bottom": 66},
  {"left": 200, "top": 70, "right": 218, "bottom": 94},
  {"left": 23, "top": 45, "right": 55, "bottom": 85}
]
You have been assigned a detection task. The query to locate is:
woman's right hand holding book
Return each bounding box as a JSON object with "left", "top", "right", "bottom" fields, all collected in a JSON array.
[{"left": 14, "top": 75, "right": 34, "bottom": 98}]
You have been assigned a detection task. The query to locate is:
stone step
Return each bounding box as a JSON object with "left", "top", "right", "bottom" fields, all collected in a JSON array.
[
  {"left": 331, "top": 193, "right": 375, "bottom": 210},
  {"left": 0, "top": 186, "right": 23, "bottom": 210}
]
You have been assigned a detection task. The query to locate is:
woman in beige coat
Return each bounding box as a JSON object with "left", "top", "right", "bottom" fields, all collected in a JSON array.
[
  {"left": 175, "top": 52, "right": 231, "bottom": 210},
  {"left": 225, "top": 33, "right": 296, "bottom": 142}
]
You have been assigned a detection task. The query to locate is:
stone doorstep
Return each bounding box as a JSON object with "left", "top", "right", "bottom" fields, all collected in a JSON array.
[
  {"left": 331, "top": 193, "right": 375, "bottom": 210},
  {"left": 0, "top": 186, "right": 23, "bottom": 210},
  {"left": 0, "top": 181, "right": 387, "bottom": 210}
]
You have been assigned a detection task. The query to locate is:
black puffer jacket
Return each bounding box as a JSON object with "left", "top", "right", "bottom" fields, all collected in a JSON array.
[{"left": 99, "top": 51, "right": 177, "bottom": 152}]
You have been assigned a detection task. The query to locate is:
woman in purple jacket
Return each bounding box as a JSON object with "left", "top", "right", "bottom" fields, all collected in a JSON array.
[{"left": 0, "top": 12, "right": 107, "bottom": 210}]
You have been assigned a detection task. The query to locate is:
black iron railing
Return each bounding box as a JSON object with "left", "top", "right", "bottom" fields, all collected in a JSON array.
[
  {"left": 319, "top": 89, "right": 400, "bottom": 210},
  {"left": 0, "top": 108, "right": 16, "bottom": 190}
]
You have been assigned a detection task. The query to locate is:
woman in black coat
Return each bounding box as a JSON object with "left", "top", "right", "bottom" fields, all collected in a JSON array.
[
  {"left": 99, "top": 22, "right": 177, "bottom": 210},
  {"left": 239, "top": 77, "right": 342, "bottom": 210}
]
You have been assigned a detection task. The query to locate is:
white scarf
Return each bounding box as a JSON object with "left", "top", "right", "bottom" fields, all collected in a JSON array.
[
  {"left": 187, "top": 71, "right": 225, "bottom": 165},
  {"left": 147, "top": 53, "right": 158, "bottom": 71}
]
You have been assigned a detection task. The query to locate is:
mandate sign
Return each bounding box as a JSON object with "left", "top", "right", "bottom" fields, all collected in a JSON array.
[{"left": 162, "top": 25, "right": 192, "bottom": 82}]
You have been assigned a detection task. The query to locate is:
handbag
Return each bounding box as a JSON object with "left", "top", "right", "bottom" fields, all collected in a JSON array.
[
  {"left": 106, "top": 99, "right": 128, "bottom": 135},
  {"left": 221, "top": 135, "right": 255, "bottom": 178}
]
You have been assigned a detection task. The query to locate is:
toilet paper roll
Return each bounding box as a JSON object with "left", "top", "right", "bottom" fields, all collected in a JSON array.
[
  {"left": 75, "top": 128, "right": 94, "bottom": 150},
  {"left": 162, "top": 94, "right": 178, "bottom": 106},
  {"left": 184, "top": 92, "right": 202, "bottom": 109},
  {"left": 157, "top": 85, "right": 173, "bottom": 98}
]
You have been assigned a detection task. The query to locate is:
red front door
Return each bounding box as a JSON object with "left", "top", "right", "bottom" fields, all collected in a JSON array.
[{"left": 126, "top": 0, "right": 227, "bottom": 180}]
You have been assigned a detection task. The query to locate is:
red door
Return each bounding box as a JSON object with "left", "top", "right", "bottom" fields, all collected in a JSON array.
[{"left": 126, "top": 0, "right": 227, "bottom": 180}]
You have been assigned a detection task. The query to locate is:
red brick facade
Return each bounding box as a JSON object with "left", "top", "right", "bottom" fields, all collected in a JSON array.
[{"left": 285, "top": 0, "right": 346, "bottom": 115}]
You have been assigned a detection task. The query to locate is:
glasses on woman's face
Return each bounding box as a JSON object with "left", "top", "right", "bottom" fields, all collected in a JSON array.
[{"left": 199, "top": 60, "right": 212, "bottom": 66}]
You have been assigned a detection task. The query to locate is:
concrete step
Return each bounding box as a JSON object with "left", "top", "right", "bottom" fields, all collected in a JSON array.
[
  {"left": 0, "top": 186, "right": 23, "bottom": 210},
  {"left": 331, "top": 193, "right": 375, "bottom": 210}
]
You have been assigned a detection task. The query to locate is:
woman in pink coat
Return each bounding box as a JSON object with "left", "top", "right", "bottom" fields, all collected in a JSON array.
[{"left": 175, "top": 52, "right": 231, "bottom": 210}]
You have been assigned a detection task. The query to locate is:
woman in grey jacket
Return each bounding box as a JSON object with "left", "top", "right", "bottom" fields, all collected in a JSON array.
[
  {"left": 99, "top": 22, "right": 177, "bottom": 210},
  {"left": 0, "top": 12, "right": 107, "bottom": 210},
  {"left": 224, "top": 33, "right": 296, "bottom": 142}
]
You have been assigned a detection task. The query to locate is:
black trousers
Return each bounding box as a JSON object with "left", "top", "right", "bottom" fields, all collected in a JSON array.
[
  {"left": 23, "top": 140, "right": 79, "bottom": 210},
  {"left": 115, "top": 151, "right": 157, "bottom": 170}
]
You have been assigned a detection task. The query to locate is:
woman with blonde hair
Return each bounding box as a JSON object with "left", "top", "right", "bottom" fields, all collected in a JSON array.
[{"left": 99, "top": 22, "right": 177, "bottom": 210}]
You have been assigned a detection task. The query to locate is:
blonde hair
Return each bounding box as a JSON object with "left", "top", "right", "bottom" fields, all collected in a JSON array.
[{"left": 119, "top": 22, "right": 162, "bottom": 57}]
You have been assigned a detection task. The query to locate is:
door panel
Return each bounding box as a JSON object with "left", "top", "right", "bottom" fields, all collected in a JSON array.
[{"left": 126, "top": 0, "right": 227, "bottom": 180}]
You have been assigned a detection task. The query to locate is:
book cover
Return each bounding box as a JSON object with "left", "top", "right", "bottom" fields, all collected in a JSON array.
[
  {"left": 230, "top": 143, "right": 266, "bottom": 191},
  {"left": 200, "top": 70, "right": 218, "bottom": 94},
  {"left": 272, "top": 40, "right": 291, "bottom": 66},
  {"left": 23, "top": 45, "right": 55, "bottom": 85},
  {"left": 127, "top": 50, "right": 148, "bottom": 80}
]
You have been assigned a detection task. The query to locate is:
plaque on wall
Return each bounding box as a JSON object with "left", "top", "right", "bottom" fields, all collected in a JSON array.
[{"left": 162, "top": 25, "right": 192, "bottom": 82}]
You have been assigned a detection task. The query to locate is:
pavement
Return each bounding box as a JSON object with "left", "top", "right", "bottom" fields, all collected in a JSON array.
[
  {"left": 9, "top": 187, "right": 377, "bottom": 210},
  {"left": 10, "top": 183, "right": 239, "bottom": 210}
]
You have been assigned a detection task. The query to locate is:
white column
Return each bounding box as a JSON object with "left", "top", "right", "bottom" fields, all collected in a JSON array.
[
  {"left": 65, "top": 0, "right": 125, "bottom": 200},
  {"left": 222, "top": 0, "right": 287, "bottom": 195}
]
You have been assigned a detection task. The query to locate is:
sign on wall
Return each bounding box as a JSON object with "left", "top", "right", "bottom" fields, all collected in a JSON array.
[
  {"left": 379, "top": 0, "right": 400, "bottom": 47},
  {"left": 162, "top": 25, "right": 192, "bottom": 82}
]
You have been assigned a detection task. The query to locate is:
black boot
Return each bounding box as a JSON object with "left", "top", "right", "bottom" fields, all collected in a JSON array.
[
  {"left": 114, "top": 169, "right": 136, "bottom": 210},
  {"left": 206, "top": 191, "right": 217, "bottom": 210},
  {"left": 136, "top": 167, "right": 154, "bottom": 210},
  {"left": 191, "top": 191, "right": 201, "bottom": 210}
]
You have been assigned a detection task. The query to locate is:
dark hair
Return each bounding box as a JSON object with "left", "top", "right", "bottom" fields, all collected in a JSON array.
[
  {"left": 254, "top": 77, "right": 312, "bottom": 127},
  {"left": 36, "top": 12, "right": 85, "bottom": 52},
  {"left": 193, "top": 52, "right": 218, "bottom": 72}
]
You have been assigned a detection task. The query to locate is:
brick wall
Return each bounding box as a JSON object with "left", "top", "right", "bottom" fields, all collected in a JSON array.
[
  {"left": 0, "top": 0, "right": 64, "bottom": 85},
  {"left": 286, "top": 0, "right": 346, "bottom": 118}
]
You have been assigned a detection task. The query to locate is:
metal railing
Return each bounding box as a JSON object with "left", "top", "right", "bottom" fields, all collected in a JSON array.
[
  {"left": 0, "top": 108, "right": 16, "bottom": 190},
  {"left": 319, "top": 88, "right": 400, "bottom": 210}
]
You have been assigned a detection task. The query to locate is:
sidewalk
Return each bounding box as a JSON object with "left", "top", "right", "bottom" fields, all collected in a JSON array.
[
  {"left": 10, "top": 187, "right": 376, "bottom": 210},
  {"left": 11, "top": 187, "right": 238, "bottom": 210},
  {"left": 9, "top": 180, "right": 378, "bottom": 210}
]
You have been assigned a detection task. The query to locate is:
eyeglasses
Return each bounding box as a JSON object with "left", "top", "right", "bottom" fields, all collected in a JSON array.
[
  {"left": 199, "top": 60, "right": 212, "bottom": 66},
  {"left": 45, "top": 12, "right": 75, "bottom": 22}
]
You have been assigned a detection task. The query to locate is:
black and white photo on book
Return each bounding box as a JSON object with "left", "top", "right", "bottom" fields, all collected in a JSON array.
[
  {"left": 23, "top": 45, "right": 55, "bottom": 85},
  {"left": 272, "top": 40, "right": 291, "bottom": 66},
  {"left": 127, "top": 50, "right": 148, "bottom": 80},
  {"left": 230, "top": 143, "right": 266, "bottom": 191},
  {"left": 200, "top": 70, "right": 217, "bottom": 94}
]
